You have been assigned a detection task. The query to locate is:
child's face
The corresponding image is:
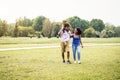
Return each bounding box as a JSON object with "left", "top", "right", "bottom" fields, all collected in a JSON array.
[{"left": 65, "top": 27, "right": 69, "bottom": 31}]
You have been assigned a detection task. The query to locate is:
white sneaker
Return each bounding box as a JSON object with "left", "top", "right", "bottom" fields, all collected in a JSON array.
[
  {"left": 78, "top": 61, "right": 81, "bottom": 64},
  {"left": 74, "top": 61, "right": 76, "bottom": 64}
]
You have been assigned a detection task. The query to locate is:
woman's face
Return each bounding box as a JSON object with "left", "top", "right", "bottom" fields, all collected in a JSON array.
[{"left": 74, "top": 28, "right": 78, "bottom": 34}]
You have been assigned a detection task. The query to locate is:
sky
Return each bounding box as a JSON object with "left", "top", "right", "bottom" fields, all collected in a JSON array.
[{"left": 0, "top": 0, "right": 120, "bottom": 26}]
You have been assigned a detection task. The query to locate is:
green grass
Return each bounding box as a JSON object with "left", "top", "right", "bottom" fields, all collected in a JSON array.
[
  {"left": 0, "top": 37, "right": 120, "bottom": 48},
  {"left": 0, "top": 46, "right": 120, "bottom": 80}
]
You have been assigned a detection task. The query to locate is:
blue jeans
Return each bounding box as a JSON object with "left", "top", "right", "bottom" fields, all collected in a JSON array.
[{"left": 72, "top": 44, "right": 80, "bottom": 61}]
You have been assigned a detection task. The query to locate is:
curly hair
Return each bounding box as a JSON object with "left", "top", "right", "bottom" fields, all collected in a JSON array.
[{"left": 76, "top": 28, "right": 82, "bottom": 35}]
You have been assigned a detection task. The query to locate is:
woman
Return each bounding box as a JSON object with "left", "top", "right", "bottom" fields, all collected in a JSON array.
[{"left": 71, "top": 28, "right": 83, "bottom": 64}]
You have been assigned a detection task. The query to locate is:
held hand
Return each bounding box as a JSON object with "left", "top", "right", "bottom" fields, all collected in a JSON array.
[{"left": 81, "top": 45, "right": 83, "bottom": 48}]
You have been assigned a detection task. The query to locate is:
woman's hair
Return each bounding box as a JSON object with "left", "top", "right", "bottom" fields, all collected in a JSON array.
[{"left": 76, "top": 28, "right": 82, "bottom": 35}]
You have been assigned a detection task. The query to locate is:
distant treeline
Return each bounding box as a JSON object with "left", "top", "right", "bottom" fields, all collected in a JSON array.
[{"left": 0, "top": 16, "right": 120, "bottom": 38}]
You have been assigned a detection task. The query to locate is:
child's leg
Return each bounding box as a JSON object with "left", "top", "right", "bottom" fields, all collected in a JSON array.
[
  {"left": 61, "top": 42, "right": 65, "bottom": 61},
  {"left": 67, "top": 51, "right": 70, "bottom": 60},
  {"left": 72, "top": 44, "right": 77, "bottom": 61},
  {"left": 62, "top": 52, "right": 65, "bottom": 61},
  {"left": 66, "top": 42, "right": 71, "bottom": 64}
]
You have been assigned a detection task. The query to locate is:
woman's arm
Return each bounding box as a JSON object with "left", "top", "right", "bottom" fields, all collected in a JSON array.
[{"left": 80, "top": 35, "right": 83, "bottom": 48}]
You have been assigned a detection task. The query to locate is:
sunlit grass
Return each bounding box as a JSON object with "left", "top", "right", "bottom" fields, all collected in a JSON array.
[
  {"left": 0, "top": 46, "right": 120, "bottom": 80},
  {"left": 0, "top": 37, "right": 120, "bottom": 48}
]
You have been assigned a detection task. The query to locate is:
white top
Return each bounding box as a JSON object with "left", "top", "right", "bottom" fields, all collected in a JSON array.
[{"left": 61, "top": 30, "right": 71, "bottom": 42}]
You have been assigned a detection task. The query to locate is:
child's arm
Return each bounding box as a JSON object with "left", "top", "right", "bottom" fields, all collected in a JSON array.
[
  {"left": 68, "top": 30, "right": 74, "bottom": 37},
  {"left": 58, "top": 25, "right": 64, "bottom": 35},
  {"left": 80, "top": 35, "right": 83, "bottom": 48}
]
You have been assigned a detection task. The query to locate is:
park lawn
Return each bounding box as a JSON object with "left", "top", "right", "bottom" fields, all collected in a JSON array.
[
  {"left": 0, "top": 37, "right": 120, "bottom": 48},
  {"left": 0, "top": 46, "right": 120, "bottom": 80}
]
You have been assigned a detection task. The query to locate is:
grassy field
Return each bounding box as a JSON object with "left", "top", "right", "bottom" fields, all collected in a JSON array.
[
  {"left": 0, "top": 37, "right": 120, "bottom": 48},
  {"left": 0, "top": 46, "right": 120, "bottom": 80},
  {"left": 0, "top": 37, "right": 120, "bottom": 80}
]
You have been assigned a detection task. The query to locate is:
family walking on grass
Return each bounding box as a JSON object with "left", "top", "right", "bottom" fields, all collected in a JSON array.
[{"left": 58, "top": 20, "right": 83, "bottom": 64}]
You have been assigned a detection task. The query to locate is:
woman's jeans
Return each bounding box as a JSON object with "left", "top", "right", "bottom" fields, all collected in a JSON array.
[{"left": 72, "top": 44, "right": 80, "bottom": 61}]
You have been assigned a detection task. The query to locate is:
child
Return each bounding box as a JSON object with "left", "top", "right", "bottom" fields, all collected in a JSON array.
[
  {"left": 72, "top": 28, "right": 83, "bottom": 64},
  {"left": 58, "top": 22, "right": 71, "bottom": 64}
]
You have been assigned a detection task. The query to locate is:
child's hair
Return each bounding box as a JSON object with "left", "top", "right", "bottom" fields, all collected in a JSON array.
[
  {"left": 76, "top": 28, "right": 82, "bottom": 35},
  {"left": 62, "top": 23, "right": 70, "bottom": 33},
  {"left": 64, "top": 23, "right": 70, "bottom": 28}
]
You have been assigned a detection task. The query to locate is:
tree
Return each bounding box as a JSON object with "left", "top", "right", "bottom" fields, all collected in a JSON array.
[
  {"left": 0, "top": 19, "right": 3, "bottom": 37},
  {"left": 51, "top": 22, "right": 61, "bottom": 37},
  {"left": 32, "top": 16, "right": 46, "bottom": 31},
  {"left": 0, "top": 20, "right": 8, "bottom": 37},
  {"left": 18, "top": 26, "right": 35, "bottom": 37},
  {"left": 17, "top": 17, "right": 33, "bottom": 27},
  {"left": 105, "top": 23, "right": 115, "bottom": 31},
  {"left": 100, "top": 29, "right": 115, "bottom": 38},
  {"left": 84, "top": 27, "right": 95, "bottom": 37},
  {"left": 13, "top": 22, "right": 19, "bottom": 37},
  {"left": 67, "top": 16, "right": 89, "bottom": 36},
  {"left": 2, "top": 20, "right": 8, "bottom": 36},
  {"left": 67, "top": 16, "right": 82, "bottom": 29},
  {"left": 100, "top": 29, "right": 108, "bottom": 38},
  {"left": 100, "top": 23, "right": 115, "bottom": 38},
  {"left": 114, "top": 26, "right": 120, "bottom": 37},
  {"left": 42, "top": 19, "right": 52, "bottom": 38},
  {"left": 90, "top": 19, "right": 105, "bottom": 32},
  {"left": 8, "top": 23, "right": 15, "bottom": 36}
]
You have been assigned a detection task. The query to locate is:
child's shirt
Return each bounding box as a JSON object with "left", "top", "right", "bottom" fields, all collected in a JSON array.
[{"left": 61, "top": 30, "right": 71, "bottom": 42}]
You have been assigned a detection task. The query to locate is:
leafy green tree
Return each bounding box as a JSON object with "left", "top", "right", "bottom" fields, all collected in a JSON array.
[
  {"left": 0, "top": 19, "right": 3, "bottom": 37},
  {"left": 51, "top": 22, "right": 61, "bottom": 37},
  {"left": 0, "top": 20, "right": 8, "bottom": 37},
  {"left": 8, "top": 23, "right": 15, "bottom": 36},
  {"left": 42, "top": 19, "right": 52, "bottom": 38},
  {"left": 100, "top": 23, "right": 115, "bottom": 38},
  {"left": 18, "top": 26, "right": 35, "bottom": 37},
  {"left": 100, "top": 29, "right": 108, "bottom": 38},
  {"left": 84, "top": 27, "right": 95, "bottom": 37},
  {"left": 13, "top": 22, "right": 19, "bottom": 37},
  {"left": 100, "top": 29, "right": 115, "bottom": 38},
  {"left": 67, "top": 16, "right": 89, "bottom": 36},
  {"left": 114, "top": 26, "right": 120, "bottom": 37},
  {"left": 32, "top": 16, "right": 46, "bottom": 31},
  {"left": 90, "top": 19, "right": 105, "bottom": 32},
  {"left": 17, "top": 17, "right": 33, "bottom": 27},
  {"left": 2, "top": 20, "right": 8, "bottom": 36},
  {"left": 105, "top": 23, "right": 115, "bottom": 31},
  {"left": 67, "top": 16, "right": 82, "bottom": 29}
]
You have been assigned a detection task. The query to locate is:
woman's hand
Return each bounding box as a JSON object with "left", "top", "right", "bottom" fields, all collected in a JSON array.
[{"left": 81, "top": 45, "right": 83, "bottom": 48}]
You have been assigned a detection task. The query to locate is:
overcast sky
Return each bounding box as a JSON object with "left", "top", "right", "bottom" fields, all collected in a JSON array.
[{"left": 0, "top": 0, "right": 120, "bottom": 26}]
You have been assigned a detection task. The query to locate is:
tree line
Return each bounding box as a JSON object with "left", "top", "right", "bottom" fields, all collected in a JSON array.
[{"left": 0, "top": 16, "right": 120, "bottom": 38}]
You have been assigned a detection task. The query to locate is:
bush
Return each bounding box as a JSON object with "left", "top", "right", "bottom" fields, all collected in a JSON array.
[
  {"left": 18, "top": 26, "right": 35, "bottom": 37},
  {"left": 84, "top": 27, "right": 95, "bottom": 37}
]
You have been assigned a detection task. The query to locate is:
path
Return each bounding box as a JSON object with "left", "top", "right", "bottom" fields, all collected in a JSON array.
[{"left": 0, "top": 43, "right": 120, "bottom": 51}]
